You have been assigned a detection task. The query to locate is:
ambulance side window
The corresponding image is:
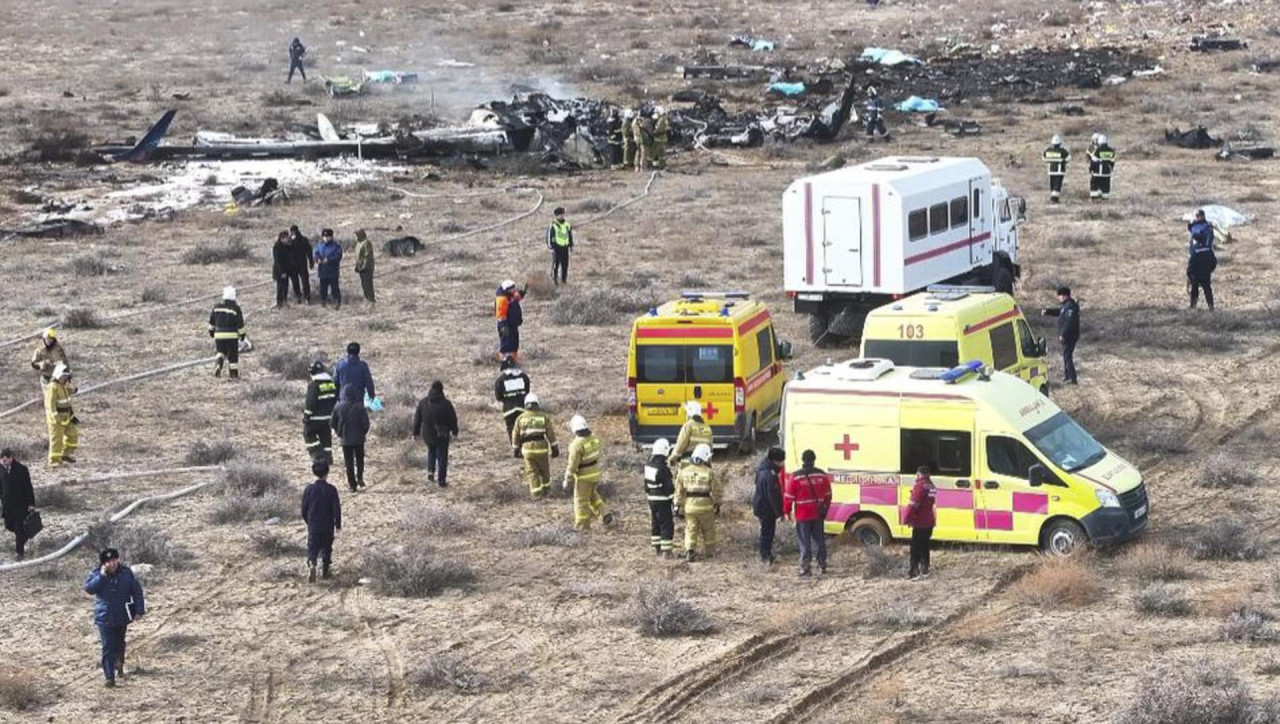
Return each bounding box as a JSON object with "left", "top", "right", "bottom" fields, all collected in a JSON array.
[
  {"left": 755, "top": 327, "right": 775, "bottom": 372},
  {"left": 972, "top": 189, "right": 982, "bottom": 219},
  {"left": 986, "top": 436, "right": 1057, "bottom": 484},
  {"left": 1015, "top": 319, "right": 1039, "bottom": 358},
  {"left": 900, "top": 429, "right": 972, "bottom": 477},
  {"left": 637, "top": 346, "right": 683, "bottom": 383},
  {"left": 989, "top": 323, "right": 1019, "bottom": 370}
]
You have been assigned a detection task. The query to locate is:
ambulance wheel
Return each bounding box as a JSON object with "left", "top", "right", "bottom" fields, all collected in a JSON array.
[
  {"left": 848, "top": 516, "right": 891, "bottom": 547},
  {"left": 1041, "top": 519, "right": 1087, "bottom": 556},
  {"left": 1039, "top": 384, "right": 1050, "bottom": 397},
  {"left": 737, "top": 416, "right": 756, "bottom": 455},
  {"left": 992, "top": 264, "right": 1014, "bottom": 295}
]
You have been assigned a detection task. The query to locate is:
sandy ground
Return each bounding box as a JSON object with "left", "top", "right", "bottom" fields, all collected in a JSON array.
[{"left": 3, "top": 0, "right": 1280, "bottom": 722}]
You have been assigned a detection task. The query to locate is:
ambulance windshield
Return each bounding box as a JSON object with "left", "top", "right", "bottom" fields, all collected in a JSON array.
[{"left": 1024, "top": 411, "right": 1106, "bottom": 473}]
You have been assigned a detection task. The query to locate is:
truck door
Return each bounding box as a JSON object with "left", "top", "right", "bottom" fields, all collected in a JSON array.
[
  {"left": 822, "top": 196, "right": 862, "bottom": 286},
  {"left": 968, "top": 178, "right": 989, "bottom": 266}
]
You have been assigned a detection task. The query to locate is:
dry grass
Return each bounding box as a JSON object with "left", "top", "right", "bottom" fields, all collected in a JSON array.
[
  {"left": 180, "top": 238, "right": 252, "bottom": 265},
  {"left": 208, "top": 495, "right": 293, "bottom": 525},
  {"left": 868, "top": 601, "right": 936, "bottom": 629},
  {"left": 1202, "top": 452, "right": 1261, "bottom": 488},
  {"left": 362, "top": 548, "right": 476, "bottom": 598},
  {"left": 70, "top": 253, "right": 110, "bottom": 277},
  {"left": 140, "top": 285, "right": 168, "bottom": 303},
  {"left": 35, "top": 485, "right": 81, "bottom": 511},
  {"left": 1132, "top": 583, "right": 1193, "bottom": 617},
  {"left": 461, "top": 480, "right": 524, "bottom": 505},
  {"left": 401, "top": 505, "right": 474, "bottom": 536},
  {"left": 1190, "top": 520, "right": 1268, "bottom": 561},
  {"left": 0, "top": 668, "right": 45, "bottom": 712},
  {"left": 513, "top": 524, "right": 582, "bottom": 548},
  {"left": 1117, "top": 543, "right": 1194, "bottom": 583},
  {"left": 61, "top": 307, "right": 102, "bottom": 329},
  {"left": 410, "top": 653, "right": 488, "bottom": 694},
  {"left": 261, "top": 350, "right": 312, "bottom": 381},
  {"left": 1009, "top": 556, "right": 1102, "bottom": 608},
  {"left": 81, "top": 520, "right": 192, "bottom": 568},
  {"left": 184, "top": 439, "right": 240, "bottom": 466},
  {"left": 247, "top": 529, "right": 305, "bottom": 558},
  {"left": 861, "top": 545, "right": 905, "bottom": 579},
  {"left": 549, "top": 289, "right": 647, "bottom": 326},
  {"left": 763, "top": 606, "right": 850, "bottom": 637},
  {"left": 626, "top": 583, "right": 714, "bottom": 637},
  {"left": 1222, "top": 607, "right": 1278, "bottom": 643},
  {"left": 217, "top": 464, "right": 290, "bottom": 498},
  {"left": 1118, "top": 661, "right": 1262, "bottom": 724}
]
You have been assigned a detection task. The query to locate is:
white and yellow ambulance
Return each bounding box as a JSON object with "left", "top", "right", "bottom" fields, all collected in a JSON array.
[
  {"left": 860, "top": 286, "right": 1051, "bottom": 394},
  {"left": 781, "top": 358, "right": 1147, "bottom": 554},
  {"left": 628, "top": 292, "right": 791, "bottom": 452}
]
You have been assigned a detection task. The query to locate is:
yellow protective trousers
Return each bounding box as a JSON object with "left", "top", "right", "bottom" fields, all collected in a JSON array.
[
  {"left": 684, "top": 499, "right": 716, "bottom": 555},
  {"left": 573, "top": 475, "right": 606, "bottom": 529},
  {"left": 47, "top": 417, "right": 79, "bottom": 465}
]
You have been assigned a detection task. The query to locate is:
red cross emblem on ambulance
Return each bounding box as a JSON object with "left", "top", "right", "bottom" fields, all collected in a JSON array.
[
  {"left": 703, "top": 401, "right": 719, "bottom": 420},
  {"left": 834, "top": 434, "right": 860, "bottom": 460}
]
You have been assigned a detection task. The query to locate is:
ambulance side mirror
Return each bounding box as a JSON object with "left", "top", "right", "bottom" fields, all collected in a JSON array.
[
  {"left": 1029, "top": 464, "right": 1046, "bottom": 487},
  {"left": 777, "top": 341, "right": 793, "bottom": 360},
  {"left": 1014, "top": 197, "right": 1027, "bottom": 222},
  {"left": 1035, "top": 338, "right": 1047, "bottom": 357}
]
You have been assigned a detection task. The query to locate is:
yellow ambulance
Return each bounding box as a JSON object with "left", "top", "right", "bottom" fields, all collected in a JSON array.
[
  {"left": 861, "top": 286, "right": 1051, "bottom": 394},
  {"left": 781, "top": 358, "right": 1147, "bottom": 554},
  {"left": 628, "top": 292, "right": 791, "bottom": 453}
]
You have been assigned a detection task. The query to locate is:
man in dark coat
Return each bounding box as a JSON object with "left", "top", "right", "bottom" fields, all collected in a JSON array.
[
  {"left": 752, "top": 447, "right": 786, "bottom": 565},
  {"left": 287, "top": 37, "right": 307, "bottom": 83},
  {"left": 300, "top": 459, "right": 341, "bottom": 582},
  {"left": 1187, "top": 209, "right": 1218, "bottom": 310},
  {"left": 84, "top": 548, "right": 145, "bottom": 686},
  {"left": 0, "top": 449, "right": 35, "bottom": 559},
  {"left": 413, "top": 381, "right": 459, "bottom": 487},
  {"left": 1042, "top": 286, "right": 1081, "bottom": 385},
  {"left": 289, "top": 225, "right": 313, "bottom": 304},
  {"left": 331, "top": 383, "right": 370, "bottom": 492},
  {"left": 272, "top": 230, "right": 294, "bottom": 308}
]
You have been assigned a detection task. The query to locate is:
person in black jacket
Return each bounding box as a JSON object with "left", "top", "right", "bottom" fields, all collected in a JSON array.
[
  {"left": 272, "top": 231, "right": 294, "bottom": 308},
  {"left": 301, "top": 459, "right": 341, "bottom": 582},
  {"left": 413, "top": 381, "right": 459, "bottom": 488},
  {"left": 331, "top": 384, "right": 370, "bottom": 492},
  {"left": 0, "top": 449, "right": 36, "bottom": 559},
  {"left": 1042, "top": 286, "right": 1081, "bottom": 385},
  {"left": 1187, "top": 210, "right": 1218, "bottom": 310},
  {"left": 287, "top": 37, "right": 307, "bottom": 84},
  {"left": 753, "top": 447, "right": 786, "bottom": 564},
  {"left": 494, "top": 356, "right": 531, "bottom": 440},
  {"left": 644, "top": 439, "right": 676, "bottom": 558},
  {"left": 289, "top": 225, "right": 313, "bottom": 304},
  {"left": 303, "top": 361, "right": 337, "bottom": 463},
  {"left": 208, "top": 286, "right": 246, "bottom": 379}
]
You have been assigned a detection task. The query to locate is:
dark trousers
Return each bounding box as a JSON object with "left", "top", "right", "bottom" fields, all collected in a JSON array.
[
  {"left": 757, "top": 515, "right": 777, "bottom": 562},
  {"left": 499, "top": 325, "right": 519, "bottom": 356},
  {"left": 359, "top": 270, "right": 375, "bottom": 303},
  {"left": 1190, "top": 277, "right": 1214, "bottom": 309},
  {"left": 13, "top": 527, "right": 28, "bottom": 557},
  {"left": 319, "top": 277, "right": 341, "bottom": 308},
  {"left": 215, "top": 338, "right": 239, "bottom": 378},
  {"left": 304, "top": 421, "right": 332, "bottom": 461},
  {"left": 608, "top": 142, "right": 623, "bottom": 165},
  {"left": 1090, "top": 174, "right": 1111, "bottom": 198},
  {"left": 1061, "top": 337, "right": 1078, "bottom": 384},
  {"left": 307, "top": 531, "right": 333, "bottom": 567},
  {"left": 865, "top": 117, "right": 887, "bottom": 137},
  {"left": 288, "top": 59, "right": 306, "bottom": 82},
  {"left": 649, "top": 500, "right": 674, "bottom": 552},
  {"left": 342, "top": 444, "right": 365, "bottom": 490},
  {"left": 97, "top": 625, "right": 127, "bottom": 681},
  {"left": 1048, "top": 173, "right": 1064, "bottom": 197},
  {"left": 551, "top": 247, "right": 570, "bottom": 285},
  {"left": 296, "top": 271, "right": 311, "bottom": 302},
  {"left": 427, "top": 437, "right": 450, "bottom": 486},
  {"left": 796, "top": 519, "right": 827, "bottom": 572},
  {"left": 909, "top": 526, "right": 933, "bottom": 576},
  {"left": 275, "top": 276, "right": 290, "bottom": 305}
]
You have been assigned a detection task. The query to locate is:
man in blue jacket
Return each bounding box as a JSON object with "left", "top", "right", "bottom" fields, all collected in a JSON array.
[
  {"left": 753, "top": 447, "right": 786, "bottom": 564},
  {"left": 301, "top": 459, "right": 342, "bottom": 582},
  {"left": 314, "top": 228, "right": 343, "bottom": 310},
  {"left": 333, "top": 342, "right": 376, "bottom": 402},
  {"left": 1187, "top": 209, "right": 1218, "bottom": 310},
  {"left": 84, "top": 548, "right": 145, "bottom": 687}
]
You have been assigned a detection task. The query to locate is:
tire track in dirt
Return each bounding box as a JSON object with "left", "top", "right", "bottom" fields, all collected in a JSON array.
[
  {"left": 344, "top": 587, "right": 408, "bottom": 711},
  {"left": 240, "top": 669, "right": 280, "bottom": 723}
]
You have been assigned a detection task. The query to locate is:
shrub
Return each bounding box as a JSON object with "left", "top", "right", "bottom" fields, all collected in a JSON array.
[
  {"left": 1047, "top": 232, "right": 1100, "bottom": 250},
  {"left": 156, "top": 633, "right": 205, "bottom": 652},
  {"left": 363, "top": 549, "right": 476, "bottom": 598},
  {"left": 35, "top": 485, "right": 81, "bottom": 511},
  {"left": 1118, "top": 543, "right": 1193, "bottom": 582},
  {"left": 1190, "top": 520, "right": 1267, "bottom": 561},
  {"left": 247, "top": 529, "right": 305, "bottom": 558},
  {"left": 862, "top": 546, "right": 905, "bottom": 579},
  {"left": 1222, "top": 607, "right": 1278, "bottom": 643},
  {"left": 181, "top": 238, "right": 252, "bottom": 265},
  {"left": 1132, "top": 583, "right": 1192, "bottom": 617},
  {"left": 1010, "top": 557, "right": 1102, "bottom": 608},
  {"left": 1118, "top": 661, "right": 1255, "bottom": 724},
  {"left": 261, "top": 350, "right": 312, "bottom": 380},
  {"left": 549, "top": 289, "right": 646, "bottom": 326},
  {"left": 0, "top": 437, "right": 43, "bottom": 462},
  {"left": 208, "top": 494, "right": 294, "bottom": 525},
  {"left": 25, "top": 127, "right": 88, "bottom": 162},
  {"left": 402, "top": 506, "right": 474, "bottom": 536},
  {"left": 410, "top": 654, "right": 487, "bottom": 694},
  {"left": 0, "top": 668, "right": 45, "bottom": 711},
  {"left": 868, "top": 601, "right": 935, "bottom": 629},
  {"left": 626, "top": 583, "right": 714, "bottom": 637},
  {"left": 573, "top": 198, "right": 612, "bottom": 214},
  {"left": 1138, "top": 428, "right": 1189, "bottom": 454},
  {"left": 82, "top": 521, "right": 192, "bottom": 567},
  {"left": 184, "top": 439, "right": 240, "bottom": 466},
  {"left": 61, "top": 307, "right": 102, "bottom": 329},
  {"left": 243, "top": 380, "right": 295, "bottom": 402},
  {"left": 217, "top": 464, "right": 289, "bottom": 498},
  {"left": 140, "top": 286, "right": 168, "bottom": 303},
  {"left": 1202, "top": 453, "right": 1260, "bottom": 488},
  {"left": 514, "top": 524, "right": 582, "bottom": 548},
  {"left": 70, "top": 253, "right": 110, "bottom": 277},
  {"left": 462, "top": 481, "right": 523, "bottom": 505},
  {"left": 377, "top": 408, "right": 415, "bottom": 440}
]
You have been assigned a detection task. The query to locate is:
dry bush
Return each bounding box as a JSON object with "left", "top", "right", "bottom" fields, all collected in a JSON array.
[
  {"left": 0, "top": 668, "right": 46, "bottom": 712},
  {"left": 362, "top": 548, "right": 476, "bottom": 598},
  {"left": 869, "top": 601, "right": 936, "bottom": 629},
  {"left": 1190, "top": 520, "right": 1267, "bottom": 561},
  {"left": 23, "top": 127, "right": 88, "bottom": 162},
  {"left": 35, "top": 485, "right": 81, "bottom": 511},
  {"left": 402, "top": 505, "right": 474, "bottom": 536},
  {"left": 261, "top": 350, "right": 312, "bottom": 380},
  {"left": 396, "top": 441, "right": 421, "bottom": 470},
  {"left": 549, "top": 289, "right": 646, "bottom": 326},
  {"left": 1132, "top": 583, "right": 1192, "bottom": 617},
  {"left": 208, "top": 495, "right": 292, "bottom": 525},
  {"left": 247, "top": 529, "right": 305, "bottom": 558},
  {"left": 82, "top": 521, "right": 192, "bottom": 567},
  {"left": 242, "top": 380, "right": 295, "bottom": 403},
  {"left": 217, "top": 464, "right": 289, "bottom": 498},
  {"left": 573, "top": 198, "right": 612, "bottom": 214},
  {"left": 1222, "top": 607, "right": 1278, "bottom": 643},
  {"left": 1047, "top": 231, "right": 1101, "bottom": 249},
  {"left": 742, "top": 685, "right": 783, "bottom": 705},
  {"left": 514, "top": 524, "right": 582, "bottom": 548},
  {"left": 1118, "top": 543, "right": 1193, "bottom": 583},
  {"left": 765, "top": 606, "right": 848, "bottom": 636},
  {"left": 1138, "top": 428, "right": 1190, "bottom": 455},
  {"left": 61, "top": 307, "right": 102, "bottom": 329},
  {"left": 70, "top": 253, "right": 110, "bottom": 277},
  {"left": 862, "top": 545, "right": 905, "bottom": 579},
  {"left": 140, "top": 286, "right": 168, "bottom": 303},
  {"left": 181, "top": 238, "right": 252, "bottom": 265},
  {"left": 627, "top": 583, "right": 714, "bottom": 637},
  {"left": 1118, "top": 661, "right": 1260, "bottom": 724},
  {"left": 993, "top": 663, "right": 1061, "bottom": 683},
  {"left": 184, "top": 439, "right": 240, "bottom": 466},
  {"left": 950, "top": 611, "right": 1003, "bottom": 652},
  {"left": 0, "top": 437, "right": 43, "bottom": 462},
  {"left": 156, "top": 633, "right": 204, "bottom": 652},
  {"left": 1010, "top": 556, "right": 1102, "bottom": 608},
  {"left": 462, "top": 480, "right": 523, "bottom": 505},
  {"left": 377, "top": 407, "right": 415, "bottom": 440},
  {"left": 1202, "top": 453, "right": 1260, "bottom": 488},
  {"left": 410, "top": 653, "right": 487, "bottom": 694},
  {"left": 434, "top": 219, "right": 468, "bottom": 234},
  {"left": 261, "top": 90, "right": 298, "bottom": 107}
]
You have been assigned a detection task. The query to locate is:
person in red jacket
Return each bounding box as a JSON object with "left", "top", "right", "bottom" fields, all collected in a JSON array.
[
  {"left": 906, "top": 466, "right": 937, "bottom": 579},
  {"left": 784, "top": 449, "right": 833, "bottom": 577}
]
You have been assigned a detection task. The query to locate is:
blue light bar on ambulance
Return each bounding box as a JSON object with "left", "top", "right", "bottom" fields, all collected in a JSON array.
[{"left": 940, "top": 360, "right": 984, "bottom": 383}]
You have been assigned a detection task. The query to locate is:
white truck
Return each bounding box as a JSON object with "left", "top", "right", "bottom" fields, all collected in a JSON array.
[{"left": 782, "top": 156, "right": 1026, "bottom": 345}]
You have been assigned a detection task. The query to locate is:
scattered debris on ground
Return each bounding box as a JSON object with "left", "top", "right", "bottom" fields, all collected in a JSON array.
[
  {"left": 729, "top": 34, "right": 776, "bottom": 52},
  {"left": 1190, "top": 35, "right": 1247, "bottom": 52},
  {"left": 1165, "top": 126, "right": 1221, "bottom": 149},
  {"left": 0, "top": 218, "right": 104, "bottom": 239},
  {"left": 1217, "top": 141, "right": 1273, "bottom": 161}
]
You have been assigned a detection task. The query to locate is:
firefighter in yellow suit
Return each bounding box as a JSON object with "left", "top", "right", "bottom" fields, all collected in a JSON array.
[
  {"left": 668, "top": 400, "right": 714, "bottom": 514},
  {"left": 512, "top": 393, "right": 558, "bottom": 498},
  {"left": 675, "top": 444, "right": 719, "bottom": 562},
  {"left": 621, "top": 110, "right": 636, "bottom": 169},
  {"left": 45, "top": 363, "right": 79, "bottom": 467},
  {"left": 563, "top": 414, "right": 614, "bottom": 530},
  {"left": 651, "top": 106, "right": 669, "bottom": 170}
]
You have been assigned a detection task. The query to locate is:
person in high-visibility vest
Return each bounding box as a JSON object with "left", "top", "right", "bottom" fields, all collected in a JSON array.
[
  {"left": 645, "top": 438, "right": 676, "bottom": 557},
  {"left": 303, "top": 360, "right": 338, "bottom": 463},
  {"left": 651, "top": 106, "right": 670, "bottom": 170},
  {"left": 44, "top": 363, "right": 79, "bottom": 467},
  {"left": 563, "top": 414, "right": 613, "bottom": 529},
  {"left": 546, "top": 207, "right": 573, "bottom": 286},
  {"left": 208, "top": 286, "right": 246, "bottom": 379},
  {"left": 674, "top": 444, "right": 721, "bottom": 562},
  {"left": 1088, "top": 134, "right": 1116, "bottom": 201},
  {"left": 1042, "top": 134, "right": 1070, "bottom": 203},
  {"left": 494, "top": 280, "right": 525, "bottom": 363},
  {"left": 512, "top": 394, "right": 558, "bottom": 498}
]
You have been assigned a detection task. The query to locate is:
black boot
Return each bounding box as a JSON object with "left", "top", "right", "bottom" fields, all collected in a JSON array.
[
  {"left": 308, "top": 561, "right": 317, "bottom": 583},
  {"left": 322, "top": 563, "right": 332, "bottom": 580}
]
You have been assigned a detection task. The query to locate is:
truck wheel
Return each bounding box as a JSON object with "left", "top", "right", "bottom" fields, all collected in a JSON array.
[
  {"left": 992, "top": 264, "right": 1014, "bottom": 295},
  {"left": 808, "top": 312, "right": 831, "bottom": 345},
  {"left": 737, "top": 416, "right": 757, "bottom": 455},
  {"left": 848, "top": 516, "right": 891, "bottom": 547},
  {"left": 1041, "top": 519, "right": 1087, "bottom": 556}
]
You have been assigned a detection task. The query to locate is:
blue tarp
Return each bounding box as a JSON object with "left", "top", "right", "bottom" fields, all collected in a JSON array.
[
  {"left": 894, "top": 96, "right": 942, "bottom": 113},
  {"left": 766, "top": 82, "right": 806, "bottom": 97},
  {"left": 860, "top": 47, "right": 923, "bottom": 66}
]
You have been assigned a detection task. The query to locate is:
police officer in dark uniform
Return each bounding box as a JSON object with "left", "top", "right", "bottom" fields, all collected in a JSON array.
[
  {"left": 1042, "top": 135, "right": 1070, "bottom": 203},
  {"left": 606, "top": 109, "right": 624, "bottom": 167},
  {"left": 494, "top": 356, "right": 531, "bottom": 440},
  {"left": 287, "top": 37, "right": 307, "bottom": 84},
  {"left": 1042, "top": 286, "right": 1080, "bottom": 385},
  {"left": 1088, "top": 135, "right": 1116, "bottom": 201},
  {"left": 1187, "top": 210, "right": 1217, "bottom": 310},
  {"left": 864, "top": 87, "right": 888, "bottom": 139}
]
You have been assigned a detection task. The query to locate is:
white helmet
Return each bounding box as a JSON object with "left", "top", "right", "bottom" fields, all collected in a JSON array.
[
  {"left": 652, "top": 438, "right": 672, "bottom": 457},
  {"left": 524, "top": 393, "right": 539, "bottom": 407},
  {"left": 1051, "top": 134, "right": 1063, "bottom": 145},
  {"left": 52, "top": 363, "right": 69, "bottom": 379},
  {"left": 867, "top": 86, "right": 879, "bottom": 96},
  {"left": 685, "top": 400, "right": 702, "bottom": 418},
  {"left": 691, "top": 444, "right": 712, "bottom": 464},
  {"left": 1091, "top": 132, "right": 1102, "bottom": 145},
  {"left": 569, "top": 414, "right": 588, "bottom": 433},
  {"left": 500, "top": 279, "right": 517, "bottom": 291},
  {"left": 222, "top": 286, "right": 237, "bottom": 301},
  {"left": 624, "top": 109, "right": 635, "bottom": 120},
  {"left": 654, "top": 106, "right": 665, "bottom": 115},
  {"left": 1097, "top": 134, "right": 1109, "bottom": 146}
]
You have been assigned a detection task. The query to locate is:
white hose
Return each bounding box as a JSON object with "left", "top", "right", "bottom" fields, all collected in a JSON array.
[
  {"left": 34, "top": 465, "right": 225, "bottom": 490},
  {"left": 0, "top": 355, "right": 218, "bottom": 420}
]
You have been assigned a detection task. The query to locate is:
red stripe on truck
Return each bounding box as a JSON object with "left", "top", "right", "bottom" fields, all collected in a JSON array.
[
  {"left": 636, "top": 327, "right": 734, "bottom": 339},
  {"left": 904, "top": 231, "right": 992, "bottom": 266}
]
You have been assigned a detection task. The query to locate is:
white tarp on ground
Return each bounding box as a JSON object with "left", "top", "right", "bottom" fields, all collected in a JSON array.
[{"left": 1182, "top": 204, "right": 1254, "bottom": 229}]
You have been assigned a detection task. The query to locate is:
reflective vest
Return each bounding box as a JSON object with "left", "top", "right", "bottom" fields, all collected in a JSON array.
[
  {"left": 644, "top": 455, "right": 674, "bottom": 502},
  {"left": 669, "top": 418, "right": 714, "bottom": 464},
  {"left": 550, "top": 220, "right": 572, "bottom": 248},
  {"left": 304, "top": 373, "right": 338, "bottom": 423},
  {"left": 566, "top": 434, "right": 602, "bottom": 483},
  {"left": 1042, "top": 146, "right": 1069, "bottom": 175},
  {"left": 209, "top": 302, "right": 245, "bottom": 340},
  {"left": 513, "top": 409, "right": 554, "bottom": 452},
  {"left": 676, "top": 464, "right": 717, "bottom": 510},
  {"left": 1090, "top": 147, "right": 1116, "bottom": 176}
]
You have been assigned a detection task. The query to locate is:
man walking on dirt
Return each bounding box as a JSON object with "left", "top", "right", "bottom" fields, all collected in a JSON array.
[
  {"left": 784, "top": 449, "right": 832, "bottom": 577},
  {"left": 289, "top": 225, "right": 313, "bottom": 303},
  {"left": 0, "top": 449, "right": 36, "bottom": 560},
  {"left": 547, "top": 207, "right": 573, "bottom": 286},
  {"left": 1187, "top": 209, "right": 1217, "bottom": 310},
  {"left": 301, "top": 459, "right": 341, "bottom": 582},
  {"left": 84, "top": 548, "right": 145, "bottom": 687},
  {"left": 512, "top": 394, "right": 558, "bottom": 499},
  {"left": 209, "top": 286, "right": 246, "bottom": 379},
  {"left": 644, "top": 439, "right": 675, "bottom": 557},
  {"left": 287, "top": 37, "right": 307, "bottom": 84},
  {"left": 753, "top": 447, "right": 786, "bottom": 565},
  {"left": 1042, "top": 286, "right": 1080, "bottom": 385},
  {"left": 303, "top": 361, "right": 337, "bottom": 463},
  {"left": 495, "top": 355, "right": 531, "bottom": 441}
]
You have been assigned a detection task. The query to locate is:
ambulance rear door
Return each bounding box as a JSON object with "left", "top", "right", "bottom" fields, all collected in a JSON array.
[
  {"left": 685, "top": 339, "right": 736, "bottom": 432},
  {"left": 634, "top": 342, "right": 686, "bottom": 435}
]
